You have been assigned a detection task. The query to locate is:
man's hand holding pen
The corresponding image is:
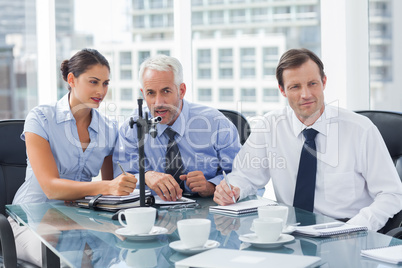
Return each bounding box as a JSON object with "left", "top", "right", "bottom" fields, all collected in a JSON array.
[{"left": 213, "top": 178, "right": 240, "bottom": 206}]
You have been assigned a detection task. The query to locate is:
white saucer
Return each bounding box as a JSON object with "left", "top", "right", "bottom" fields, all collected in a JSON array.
[
  {"left": 169, "top": 240, "right": 220, "bottom": 254},
  {"left": 239, "top": 233, "right": 295, "bottom": 249},
  {"left": 116, "top": 239, "right": 168, "bottom": 250},
  {"left": 250, "top": 225, "right": 296, "bottom": 234},
  {"left": 115, "top": 226, "right": 168, "bottom": 241}
]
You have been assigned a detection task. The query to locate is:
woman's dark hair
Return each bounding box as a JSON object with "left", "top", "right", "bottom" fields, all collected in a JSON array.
[
  {"left": 60, "top": 48, "right": 110, "bottom": 90},
  {"left": 276, "top": 48, "right": 325, "bottom": 88}
]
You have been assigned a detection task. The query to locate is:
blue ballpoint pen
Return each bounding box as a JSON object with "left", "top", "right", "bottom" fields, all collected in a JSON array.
[{"left": 223, "top": 171, "right": 236, "bottom": 203}]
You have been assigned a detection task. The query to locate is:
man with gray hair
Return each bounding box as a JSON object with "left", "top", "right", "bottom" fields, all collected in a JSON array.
[{"left": 114, "top": 55, "right": 241, "bottom": 201}]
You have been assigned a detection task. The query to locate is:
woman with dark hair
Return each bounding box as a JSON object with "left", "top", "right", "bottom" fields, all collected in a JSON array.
[{"left": 9, "top": 48, "right": 137, "bottom": 266}]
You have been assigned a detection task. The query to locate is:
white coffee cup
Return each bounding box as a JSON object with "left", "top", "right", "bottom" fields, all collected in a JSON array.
[
  {"left": 258, "top": 205, "right": 288, "bottom": 228},
  {"left": 118, "top": 207, "right": 156, "bottom": 235},
  {"left": 119, "top": 248, "right": 157, "bottom": 268},
  {"left": 177, "top": 219, "right": 211, "bottom": 248},
  {"left": 253, "top": 217, "right": 283, "bottom": 242}
]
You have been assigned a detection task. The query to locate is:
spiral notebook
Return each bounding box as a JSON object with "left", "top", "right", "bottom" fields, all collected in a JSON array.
[
  {"left": 361, "top": 245, "right": 402, "bottom": 264},
  {"left": 209, "top": 198, "right": 277, "bottom": 216},
  {"left": 294, "top": 222, "right": 368, "bottom": 237}
]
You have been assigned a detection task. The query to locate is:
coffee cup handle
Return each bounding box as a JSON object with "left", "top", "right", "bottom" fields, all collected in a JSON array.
[{"left": 118, "top": 211, "right": 127, "bottom": 227}]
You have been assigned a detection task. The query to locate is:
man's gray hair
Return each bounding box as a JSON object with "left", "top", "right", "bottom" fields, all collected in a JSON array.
[{"left": 139, "top": 54, "right": 183, "bottom": 89}]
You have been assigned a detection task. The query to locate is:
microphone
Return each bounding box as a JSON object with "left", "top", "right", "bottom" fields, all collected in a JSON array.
[
  {"left": 149, "top": 116, "right": 162, "bottom": 138},
  {"left": 149, "top": 116, "right": 162, "bottom": 124}
]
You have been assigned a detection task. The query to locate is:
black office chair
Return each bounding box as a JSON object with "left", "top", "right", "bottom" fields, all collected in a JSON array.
[
  {"left": 219, "top": 109, "right": 251, "bottom": 145},
  {"left": 0, "top": 119, "right": 38, "bottom": 268},
  {"left": 355, "top": 110, "right": 402, "bottom": 237}
]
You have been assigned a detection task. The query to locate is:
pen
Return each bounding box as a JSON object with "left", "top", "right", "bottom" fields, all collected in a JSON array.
[
  {"left": 313, "top": 222, "right": 344, "bottom": 229},
  {"left": 223, "top": 171, "right": 236, "bottom": 204},
  {"left": 117, "top": 161, "right": 127, "bottom": 175},
  {"left": 223, "top": 218, "right": 236, "bottom": 246}
]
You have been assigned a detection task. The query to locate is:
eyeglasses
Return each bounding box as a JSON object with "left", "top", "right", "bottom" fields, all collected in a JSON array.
[{"left": 168, "top": 203, "right": 201, "bottom": 211}]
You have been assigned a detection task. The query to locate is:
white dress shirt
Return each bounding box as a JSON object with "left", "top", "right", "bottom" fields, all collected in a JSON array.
[{"left": 229, "top": 105, "right": 402, "bottom": 231}]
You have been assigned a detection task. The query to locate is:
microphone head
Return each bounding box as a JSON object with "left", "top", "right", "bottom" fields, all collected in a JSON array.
[{"left": 150, "top": 116, "right": 162, "bottom": 123}]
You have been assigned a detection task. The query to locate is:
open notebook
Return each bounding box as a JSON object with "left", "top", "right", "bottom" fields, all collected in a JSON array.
[
  {"left": 361, "top": 245, "right": 402, "bottom": 264},
  {"left": 209, "top": 198, "right": 277, "bottom": 216},
  {"left": 294, "top": 222, "right": 368, "bottom": 237}
]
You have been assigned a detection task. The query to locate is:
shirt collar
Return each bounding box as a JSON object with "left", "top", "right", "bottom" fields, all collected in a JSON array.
[
  {"left": 289, "top": 104, "right": 332, "bottom": 138},
  {"left": 56, "top": 93, "right": 75, "bottom": 124},
  {"left": 89, "top": 109, "right": 99, "bottom": 133},
  {"left": 156, "top": 99, "right": 188, "bottom": 138},
  {"left": 55, "top": 93, "right": 100, "bottom": 133}
]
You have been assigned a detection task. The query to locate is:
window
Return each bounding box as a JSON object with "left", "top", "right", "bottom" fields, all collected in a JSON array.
[
  {"left": 157, "top": 50, "right": 170, "bottom": 56},
  {"left": 198, "top": 68, "right": 211, "bottom": 79},
  {"left": 8, "top": 0, "right": 400, "bottom": 124},
  {"left": 263, "top": 88, "right": 279, "bottom": 102},
  {"left": 138, "top": 51, "right": 151, "bottom": 67},
  {"left": 198, "top": 88, "right": 212, "bottom": 101},
  {"left": 120, "top": 70, "right": 132, "bottom": 80},
  {"left": 120, "top": 88, "right": 133, "bottom": 101},
  {"left": 241, "top": 67, "right": 255, "bottom": 78},
  {"left": 241, "top": 48, "right": 255, "bottom": 63},
  {"left": 209, "top": 10, "right": 224, "bottom": 24},
  {"left": 263, "top": 47, "right": 279, "bottom": 62},
  {"left": 192, "top": 12, "right": 203, "bottom": 25},
  {"left": 133, "top": 0, "right": 145, "bottom": 9},
  {"left": 150, "top": 0, "right": 163, "bottom": 9},
  {"left": 252, "top": 8, "right": 269, "bottom": 22},
  {"left": 219, "top": 48, "right": 233, "bottom": 63},
  {"left": 133, "top": 16, "right": 145, "bottom": 28},
  {"left": 120, "top": 52, "right": 132, "bottom": 65},
  {"left": 192, "top": 0, "right": 204, "bottom": 6},
  {"left": 220, "top": 68, "right": 233, "bottom": 79},
  {"left": 230, "top": 9, "right": 246, "bottom": 23},
  {"left": 150, "top": 15, "right": 164, "bottom": 28},
  {"left": 198, "top": 49, "right": 211, "bottom": 63},
  {"left": 241, "top": 88, "right": 256, "bottom": 102},
  {"left": 263, "top": 67, "right": 276, "bottom": 77},
  {"left": 209, "top": 0, "right": 225, "bottom": 5},
  {"left": 0, "top": 1, "right": 38, "bottom": 119},
  {"left": 219, "top": 88, "right": 234, "bottom": 102}
]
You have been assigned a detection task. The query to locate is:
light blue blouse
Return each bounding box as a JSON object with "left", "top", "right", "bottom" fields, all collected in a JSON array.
[{"left": 13, "top": 93, "right": 118, "bottom": 204}]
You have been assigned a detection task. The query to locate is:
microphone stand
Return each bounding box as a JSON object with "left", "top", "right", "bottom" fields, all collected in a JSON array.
[{"left": 129, "top": 99, "right": 161, "bottom": 207}]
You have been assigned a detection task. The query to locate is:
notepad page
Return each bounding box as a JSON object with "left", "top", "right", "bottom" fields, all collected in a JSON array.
[
  {"left": 294, "top": 222, "right": 368, "bottom": 237},
  {"left": 209, "top": 198, "right": 277, "bottom": 215},
  {"left": 361, "top": 245, "right": 402, "bottom": 264}
]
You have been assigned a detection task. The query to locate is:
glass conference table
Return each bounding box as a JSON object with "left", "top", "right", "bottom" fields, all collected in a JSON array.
[{"left": 6, "top": 196, "right": 402, "bottom": 268}]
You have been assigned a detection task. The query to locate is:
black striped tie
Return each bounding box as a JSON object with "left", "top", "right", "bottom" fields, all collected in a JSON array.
[{"left": 165, "top": 128, "right": 185, "bottom": 190}]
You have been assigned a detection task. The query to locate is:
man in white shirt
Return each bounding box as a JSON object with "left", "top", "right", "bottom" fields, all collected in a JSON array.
[{"left": 213, "top": 48, "right": 402, "bottom": 231}]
